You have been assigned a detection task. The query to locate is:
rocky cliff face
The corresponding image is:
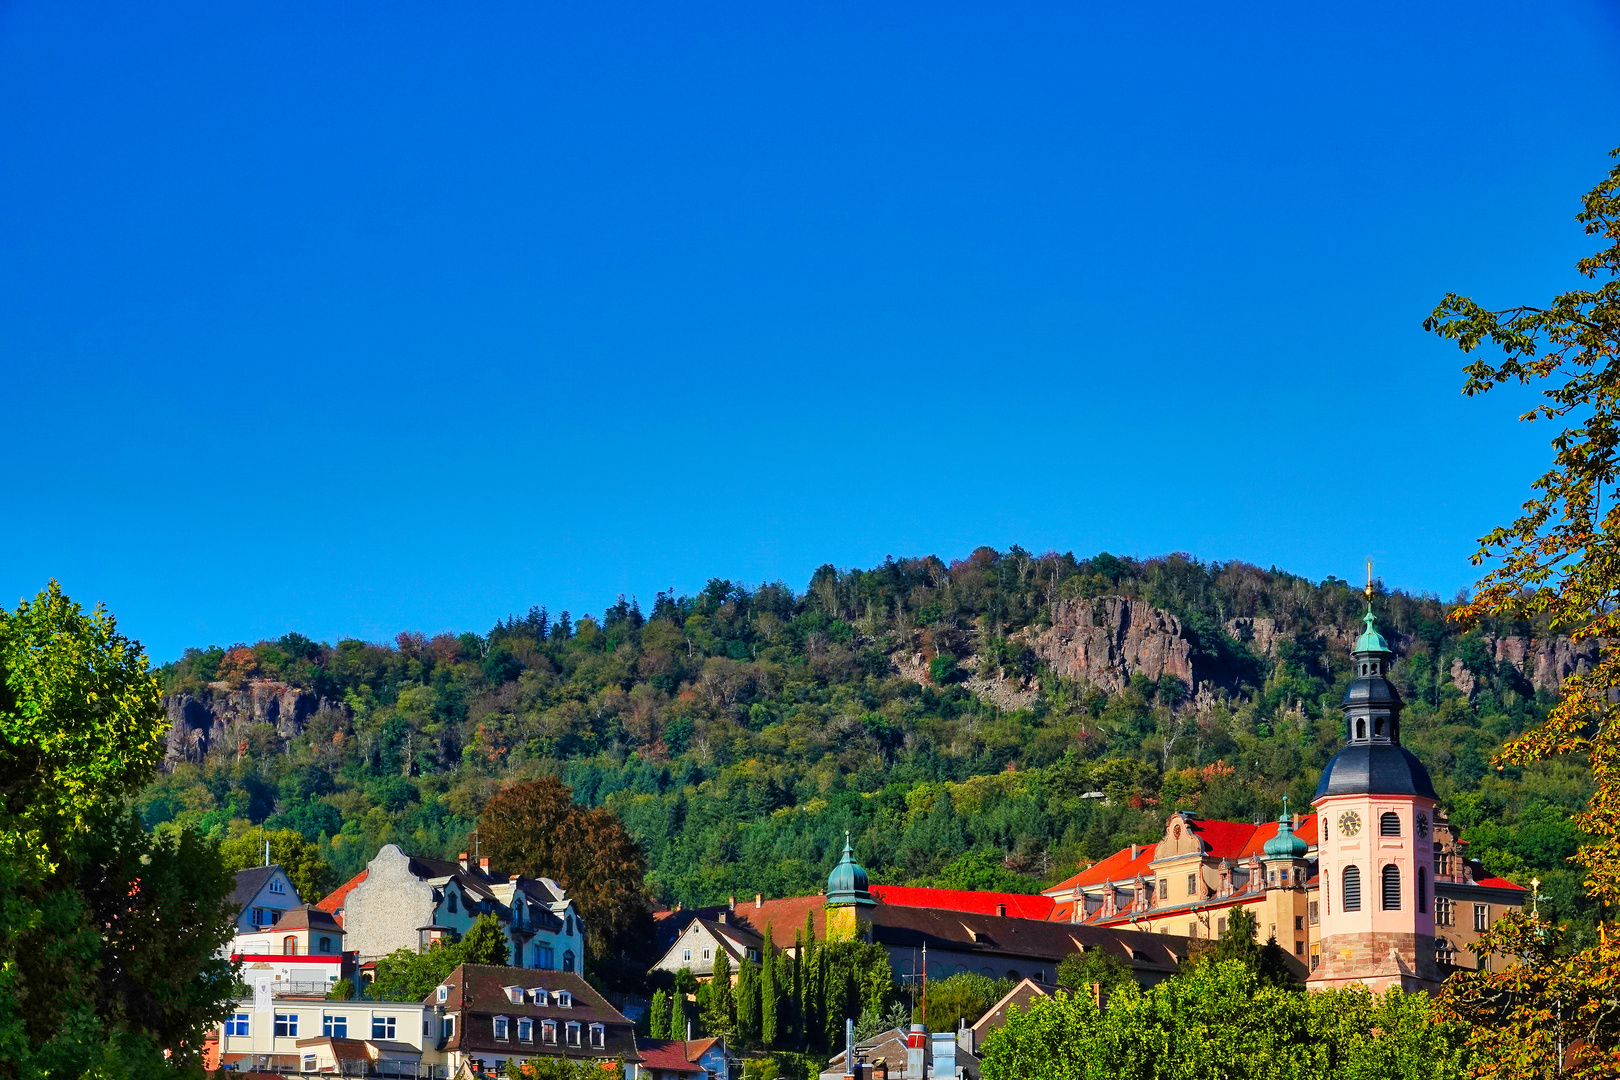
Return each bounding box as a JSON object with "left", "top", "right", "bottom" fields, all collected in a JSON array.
[
  {"left": 164, "top": 679, "right": 343, "bottom": 764},
  {"left": 1027, "top": 596, "right": 1195, "bottom": 694},
  {"left": 1453, "top": 633, "right": 1597, "bottom": 699}
]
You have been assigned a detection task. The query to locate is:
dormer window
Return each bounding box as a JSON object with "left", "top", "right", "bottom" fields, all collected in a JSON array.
[
  {"left": 436, "top": 985, "right": 449, "bottom": 1003},
  {"left": 507, "top": 987, "right": 524, "bottom": 1005},
  {"left": 556, "top": 991, "right": 571, "bottom": 1009},
  {"left": 533, "top": 988, "right": 549, "bottom": 1006}
]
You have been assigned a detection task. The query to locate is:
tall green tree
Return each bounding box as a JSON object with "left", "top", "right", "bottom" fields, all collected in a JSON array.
[
  {"left": 760, "top": 925, "right": 779, "bottom": 1047},
  {"left": 0, "top": 582, "right": 237, "bottom": 1078},
  {"left": 703, "top": 949, "right": 737, "bottom": 1039},
  {"left": 369, "top": 914, "right": 509, "bottom": 1001},
  {"left": 1427, "top": 146, "right": 1620, "bottom": 1077},
  {"left": 649, "top": 989, "right": 671, "bottom": 1039},
  {"left": 736, "top": 957, "right": 761, "bottom": 1047},
  {"left": 1204, "top": 905, "right": 1299, "bottom": 988}
]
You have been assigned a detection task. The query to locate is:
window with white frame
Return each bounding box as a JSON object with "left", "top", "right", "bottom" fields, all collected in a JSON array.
[
  {"left": 556, "top": 991, "right": 571, "bottom": 1009},
  {"left": 542, "top": 1020, "right": 557, "bottom": 1044},
  {"left": 518, "top": 1018, "right": 533, "bottom": 1042},
  {"left": 494, "top": 1016, "right": 510, "bottom": 1041},
  {"left": 702, "top": 948, "right": 711, "bottom": 961},
  {"left": 589, "top": 1024, "right": 605, "bottom": 1048},
  {"left": 372, "top": 1016, "right": 396, "bottom": 1039},
  {"left": 507, "top": 987, "right": 523, "bottom": 1004},
  {"left": 567, "top": 1021, "right": 581, "bottom": 1046},
  {"left": 443, "top": 1016, "right": 455, "bottom": 1040},
  {"left": 437, "top": 985, "right": 449, "bottom": 1003},
  {"left": 226, "top": 1014, "right": 250, "bottom": 1037},
  {"left": 274, "top": 1014, "right": 298, "bottom": 1038},
  {"left": 303, "top": 1055, "right": 316, "bottom": 1072},
  {"left": 683, "top": 949, "right": 692, "bottom": 962},
  {"left": 323, "top": 1014, "right": 347, "bottom": 1038},
  {"left": 1475, "top": 904, "right": 1490, "bottom": 932}
]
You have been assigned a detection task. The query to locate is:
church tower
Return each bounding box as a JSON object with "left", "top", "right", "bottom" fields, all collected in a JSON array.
[
  {"left": 824, "top": 834, "right": 874, "bottom": 942},
  {"left": 1308, "top": 607, "right": 1440, "bottom": 992}
]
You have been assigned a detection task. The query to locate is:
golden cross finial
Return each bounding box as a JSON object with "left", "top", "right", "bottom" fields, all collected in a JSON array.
[{"left": 1365, "top": 558, "right": 1374, "bottom": 601}]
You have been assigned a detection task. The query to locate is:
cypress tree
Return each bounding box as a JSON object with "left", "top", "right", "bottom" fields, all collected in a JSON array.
[
  {"left": 649, "top": 988, "right": 670, "bottom": 1039},
  {"left": 736, "top": 957, "right": 760, "bottom": 1047},
  {"left": 669, "top": 987, "right": 687, "bottom": 1041},
  {"left": 703, "top": 949, "right": 737, "bottom": 1039},
  {"left": 761, "top": 925, "right": 779, "bottom": 1048}
]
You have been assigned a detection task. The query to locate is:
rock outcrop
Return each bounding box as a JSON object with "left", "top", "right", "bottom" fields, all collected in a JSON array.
[
  {"left": 1028, "top": 596, "right": 1195, "bottom": 694},
  {"left": 164, "top": 679, "right": 341, "bottom": 764}
]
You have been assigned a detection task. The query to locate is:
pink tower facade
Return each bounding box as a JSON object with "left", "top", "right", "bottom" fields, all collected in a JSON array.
[{"left": 1308, "top": 610, "right": 1441, "bottom": 993}]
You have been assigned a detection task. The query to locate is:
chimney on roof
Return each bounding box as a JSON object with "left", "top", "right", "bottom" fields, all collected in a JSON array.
[
  {"left": 675, "top": 902, "right": 682, "bottom": 912},
  {"left": 1130, "top": 844, "right": 1140, "bottom": 860},
  {"left": 458, "top": 851, "right": 471, "bottom": 871},
  {"left": 728, "top": 895, "right": 736, "bottom": 911},
  {"left": 995, "top": 904, "right": 1007, "bottom": 918},
  {"left": 479, "top": 856, "right": 490, "bottom": 873},
  {"left": 755, "top": 893, "right": 763, "bottom": 908}
]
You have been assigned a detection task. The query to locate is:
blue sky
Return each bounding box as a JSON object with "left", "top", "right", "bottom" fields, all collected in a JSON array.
[{"left": 3, "top": 1, "right": 1618, "bottom": 661}]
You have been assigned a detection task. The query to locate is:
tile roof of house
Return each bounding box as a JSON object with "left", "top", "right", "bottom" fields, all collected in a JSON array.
[
  {"left": 293, "top": 1036, "right": 370, "bottom": 1059},
  {"left": 654, "top": 896, "right": 828, "bottom": 953},
  {"left": 871, "top": 885, "right": 1056, "bottom": 920},
  {"left": 317, "top": 870, "right": 368, "bottom": 923},
  {"left": 1474, "top": 876, "right": 1528, "bottom": 891},
  {"left": 684, "top": 1037, "right": 721, "bottom": 1060},
  {"left": 870, "top": 906, "right": 1187, "bottom": 975},
  {"left": 429, "top": 964, "right": 638, "bottom": 1062},
  {"left": 1044, "top": 814, "right": 1322, "bottom": 897},
  {"left": 264, "top": 905, "right": 343, "bottom": 933},
  {"left": 634, "top": 1039, "right": 707, "bottom": 1075},
  {"left": 230, "top": 865, "right": 285, "bottom": 911}
]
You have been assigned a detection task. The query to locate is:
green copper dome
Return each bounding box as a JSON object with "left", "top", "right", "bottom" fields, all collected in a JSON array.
[
  {"left": 1354, "top": 609, "right": 1390, "bottom": 655},
  {"left": 826, "top": 833, "right": 874, "bottom": 907},
  {"left": 1263, "top": 798, "right": 1308, "bottom": 859}
]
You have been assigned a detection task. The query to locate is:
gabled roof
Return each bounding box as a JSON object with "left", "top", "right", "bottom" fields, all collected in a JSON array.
[
  {"left": 430, "top": 964, "right": 637, "bottom": 1061},
  {"left": 1474, "top": 876, "right": 1528, "bottom": 891},
  {"left": 654, "top": 896, "right": 827, "bottom": 953},
  {"left": 1045, "top": 845, "right": 1156, "bottom": 893},
  {"left": 318, "top": 870, "right": 368, "bottom": 923},
  {"left": 871, "top": 885, "right": 1055, "bottom": 920},
  {"left": 1045, "top": 814, "right": 1322, "bottom": 898},
  {"left": 635, "top": 1039, "right": 707, "bottom": 1075},
  {"left": 972, "top": 978, "right": 1048, "bottom": 1035},
  {"left": 262, "top": 905, "right": 343, "bottom": 934},
  {"left": 230, "top": 866, "right": 289, "bottom": 911}
]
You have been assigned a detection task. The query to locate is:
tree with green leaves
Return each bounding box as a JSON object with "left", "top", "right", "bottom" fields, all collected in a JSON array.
[
  {"left": 218, "top": 826, "right": 336, "bottom": 905},
  {"left": 511, "top": 1056, "right": 624, "bottom": 1079},
  {"left": 923, "top": 972, "right": 1014, "bottom": 1033},
  {"left": 369, "top": 913, "right": 509, "bottom": 1001},
  {"left": 737, "top": 956, "right": 761, "bottom": 1046},
  {"left": 981, "top": 959, "right": 1472, "bottom": 1080},
  {"left": 1202, "top": 905, "right": 1299, "bottom": 988},
  {"left": 0, "top": 582, "right": 237, "bottom": 1078},
  {"left": 703, "top": 948, "right": 737, "bottom": 1039},
  {"left": 1054, "top": 946, "right": 1132, "bottom": 1002},
  {"left": 1426, "top": 146, "right": 1620, "bottom": 1077},
  {"left": 760, "top": 925, "right": 779, "bottom": 1047},
  {"left": 649, "top": 988, "right": 671, "bottom": 1039}
]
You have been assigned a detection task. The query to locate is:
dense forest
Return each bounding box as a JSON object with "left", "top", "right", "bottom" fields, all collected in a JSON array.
[{"left": 137, "top": 548, "right": 1595, "bottom": 949}]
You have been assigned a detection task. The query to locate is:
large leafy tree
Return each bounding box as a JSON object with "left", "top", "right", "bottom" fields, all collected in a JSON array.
[
  {"left": 368, "top": 913, "right": 509, "bottom": 1002},
  {"left": 0, "top": 582, "right": 236, "bottom": 1078},
  {"left": 1426, "top": 147, "right": 1620, "bottom": 1076},
  {"left": 981, "top": 960, "right": 1471, "bottom": 1080},
  {"left": 473, "top": 777, "right": 648, "bottom": 960}
]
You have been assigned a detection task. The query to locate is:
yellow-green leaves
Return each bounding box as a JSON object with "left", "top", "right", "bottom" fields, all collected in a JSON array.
[{"left": 0, "top": 581, "right": 166, "bottom": 875}]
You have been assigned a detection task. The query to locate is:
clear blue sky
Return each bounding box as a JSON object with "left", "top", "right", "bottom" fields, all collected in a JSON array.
[{"left": 3, "top": 2, "right": 1619, "bottom": 661}]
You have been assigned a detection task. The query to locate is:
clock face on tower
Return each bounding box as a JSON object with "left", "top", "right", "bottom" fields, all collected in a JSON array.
[
  {"left": 1338, "top": 810, "right": 1362, "bottom": 837},
  {"left": 1416, "top": 812, "right": 1429, "bottom": 838}
]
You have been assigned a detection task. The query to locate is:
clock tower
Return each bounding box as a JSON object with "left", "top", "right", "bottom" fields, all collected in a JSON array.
[{"left": 1309, "top": 606, "right": 1440, "bottom": 993}]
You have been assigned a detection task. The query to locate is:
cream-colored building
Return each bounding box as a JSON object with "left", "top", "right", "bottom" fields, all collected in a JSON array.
[{"left": 217, "top": 989, "right": 443, "bottom": 1076}]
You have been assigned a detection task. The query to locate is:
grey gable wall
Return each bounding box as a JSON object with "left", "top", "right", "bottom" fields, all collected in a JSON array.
[{"left": 344, "top": 845, "right": 438, "bottom": 961}]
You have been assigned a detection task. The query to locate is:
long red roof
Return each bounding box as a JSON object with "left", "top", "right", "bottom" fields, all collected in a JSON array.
[
  {"left": 871, "top": 885, "right": 1056, "bottom": 920},
  {"left": 1044, "top": 814, "right": 1321, "bottom": 895}
]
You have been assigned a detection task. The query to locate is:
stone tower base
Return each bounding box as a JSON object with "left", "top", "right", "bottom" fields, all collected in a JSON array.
[{"left": 1307, "top": 931, "right": 1440, "bottom": 995}]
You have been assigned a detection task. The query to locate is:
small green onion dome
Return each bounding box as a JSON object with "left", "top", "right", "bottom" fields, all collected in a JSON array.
[
  {"left": 1263, "top": 799, "right": 1309, "bottom": 859},
  {"left": 826, "top": 833, "right": 874, "bottom": 905},
  {"left": 1354, "top": 609, "right": 1390, "bottom": 655}
]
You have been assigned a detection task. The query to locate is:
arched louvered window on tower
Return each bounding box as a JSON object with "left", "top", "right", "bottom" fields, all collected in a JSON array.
[
  {"left": 1382, "top": 864, "right": 1402, "bottom": 910},
  {"left": 1342, "top": 865, "right": 1361, "bottom": 912},
  {"left": 1380, "top": 812, "right": 1401, "bottom": 836}
]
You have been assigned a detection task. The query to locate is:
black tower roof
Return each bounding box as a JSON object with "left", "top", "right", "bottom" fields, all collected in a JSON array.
[{"left": 1314, "top": 608, "right": 1436, "bottom": 801}]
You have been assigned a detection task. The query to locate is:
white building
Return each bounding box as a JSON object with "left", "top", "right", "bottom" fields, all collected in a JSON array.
[{"left": 216, "top": 986, "right": 442, "bottom": 1076}]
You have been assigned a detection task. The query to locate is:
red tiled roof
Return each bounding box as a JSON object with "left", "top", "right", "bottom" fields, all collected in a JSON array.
[
  {"left": 1237, "top": 816, "right": 1319, "bottom": 859},
  {"left": 317, "top": 870, "right": 369, "bottom": 925},
  {"left": 870, "top": 885, "right": 1056, "bottom": 920},
  {"left": 1045, "top": 844, "right": 1156, "bottom": 893},
  {"left": 635, "top": 1040, "right": 706, "bottom": 1075},
  {"left": 1474, "top": 876, "right": 1528, "bottom": 891}
]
